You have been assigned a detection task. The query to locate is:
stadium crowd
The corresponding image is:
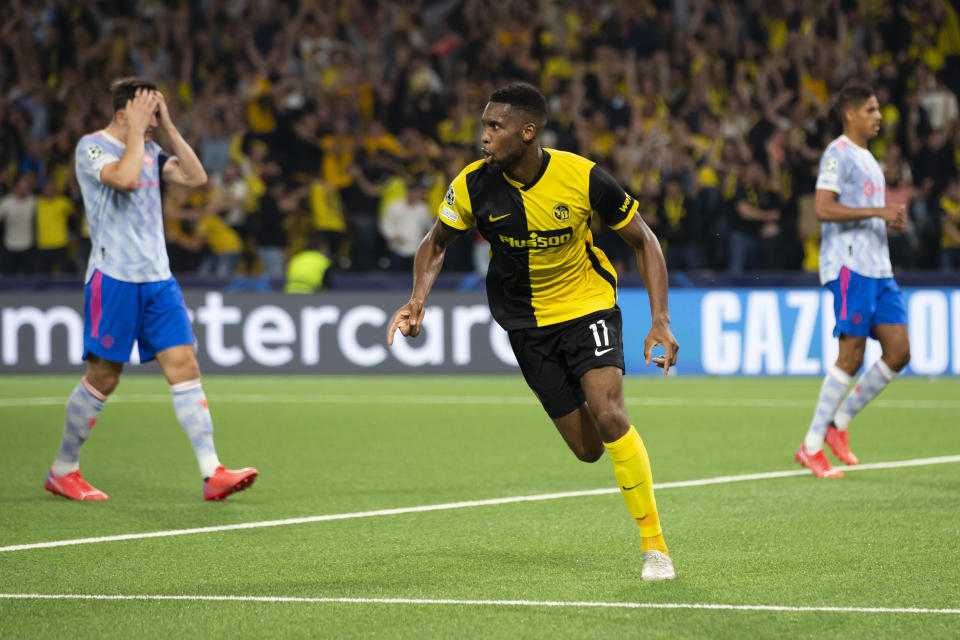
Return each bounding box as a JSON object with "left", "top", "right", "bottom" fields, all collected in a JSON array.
[{"left": 1, "top": 0, "right": 960, "bottom": 281}]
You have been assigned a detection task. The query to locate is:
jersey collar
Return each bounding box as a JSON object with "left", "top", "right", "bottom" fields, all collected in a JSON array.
[
  {"left": 839, "top": 134, "right": 867, "bottom": 150},
  {"left": 97, "top": 129, "right": 125, "bottom": 147},
  {"left": 502, "top": 149, "right": 551, "bottom": 191}
]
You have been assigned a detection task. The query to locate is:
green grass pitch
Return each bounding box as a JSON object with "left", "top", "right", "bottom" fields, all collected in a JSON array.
[{"left": 1, "top": 374, "right": 959, "bottom": 638}]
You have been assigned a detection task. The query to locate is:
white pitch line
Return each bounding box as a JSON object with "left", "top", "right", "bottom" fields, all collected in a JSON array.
[
  {"left": 2, "top": 394, "right": 959, "bottom": 409},
  {"left": 2, "top": 454, "right": 958, "bottom": 554},
  {"left": 0, "top": 593, "right": 957, "bottom": 615}
]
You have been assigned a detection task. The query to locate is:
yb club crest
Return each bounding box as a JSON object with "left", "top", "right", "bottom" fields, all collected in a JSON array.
[{"left": 552, "top": 203, "right": 570, "bottom": 221}]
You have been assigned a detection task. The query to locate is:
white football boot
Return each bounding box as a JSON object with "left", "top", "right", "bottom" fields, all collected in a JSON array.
[{"left": 641, "top": 550, "right": 676, "bottom": 581}]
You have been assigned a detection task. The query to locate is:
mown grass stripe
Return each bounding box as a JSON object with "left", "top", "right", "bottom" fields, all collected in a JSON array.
[
  {"left": 3, "top": 394, "right": 959, "bottom": 409},
  {"left": 3, "top": 455, "right": 957, "bottom": 554},
  {"left": 0, "top": 593, "right": 957, "bottom": 615}
]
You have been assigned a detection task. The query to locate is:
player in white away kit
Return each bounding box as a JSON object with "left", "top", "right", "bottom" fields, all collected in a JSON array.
[
  {"left": 796, "top": 85, "right": 910, "bottom": 478},
  {"left": 45, "top": 78, "right": 257, "bottom": 501}
]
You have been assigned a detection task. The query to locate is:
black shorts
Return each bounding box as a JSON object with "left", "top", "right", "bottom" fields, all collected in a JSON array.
[{"left": 508, "top": 306, "right": 625, "bottom": 419}]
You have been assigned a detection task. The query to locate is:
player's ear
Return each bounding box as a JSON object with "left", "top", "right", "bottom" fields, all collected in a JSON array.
[{"left": 521, "top": 122, "right": 537, "bottom": 143}]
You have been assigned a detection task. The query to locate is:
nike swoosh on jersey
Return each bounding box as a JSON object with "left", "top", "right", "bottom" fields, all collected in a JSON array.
[
  {"left": 595, "top": 347, "right": 614, "bottom": 356},
  {"left": 489, "top": 213, "right": 511, "bottom": 222}
]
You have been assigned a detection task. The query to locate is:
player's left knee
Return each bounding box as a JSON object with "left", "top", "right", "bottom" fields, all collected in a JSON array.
[
  {"left": 159, "top": 347, "right": 201, "bottom": 383},
  {"left": 574, "top": 442, "right": 605, "bottom": 463},
  {"left": 164, "top": 361, "right": 201, "bottom": 386},
  {"left": 593, "top": 407, "right": 630, "bottom": 439},
  {"left": 889, "top": 347, "right": 910, "bottom": 372}
]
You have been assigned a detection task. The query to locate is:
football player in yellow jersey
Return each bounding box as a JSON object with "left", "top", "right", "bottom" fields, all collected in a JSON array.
[{"left": 388, "top": 83, "right": 679, "bottom": 581}]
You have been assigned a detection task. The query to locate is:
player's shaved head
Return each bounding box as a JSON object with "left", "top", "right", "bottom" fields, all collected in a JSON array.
[
  {"left": 110, "top": 77, "right": 159, "bottom": 113},
  {"left": 489, "top": 83, "right": 547, "bottom": 129}
]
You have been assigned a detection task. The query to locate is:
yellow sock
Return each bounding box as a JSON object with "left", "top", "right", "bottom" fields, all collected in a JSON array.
[
  {"left": 641, "top": 534, "right": 669, "bottom": 555},
  {"left": 604, "top": 426, "right": 667, "bottom": 553}
]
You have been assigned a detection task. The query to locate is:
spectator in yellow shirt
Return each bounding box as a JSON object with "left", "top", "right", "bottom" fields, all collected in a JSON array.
[
  {"left": 940, "top": 179, "right": 960, "bottom": 271},
  {"left": 35, "top": 179, "right": 76, "bottom": 274},
  {"left": 197, "top": 208, "right": 244, "bottom": 278}
]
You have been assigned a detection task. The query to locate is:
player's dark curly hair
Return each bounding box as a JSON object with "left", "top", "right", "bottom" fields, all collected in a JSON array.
[
  {"left": 833, "top": 85, "right": 875, "bottom": 125},
  {"left": 110, "top": 77, "right": 159, "bottom": 113},
  {"left": 489, "top": 83, "right": 547, "bottom": 127}
]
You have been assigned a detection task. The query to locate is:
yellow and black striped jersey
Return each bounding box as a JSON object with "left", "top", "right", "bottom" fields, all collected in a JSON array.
[{"left": 439, "top": 148, "right": 639, "bottom": 329}]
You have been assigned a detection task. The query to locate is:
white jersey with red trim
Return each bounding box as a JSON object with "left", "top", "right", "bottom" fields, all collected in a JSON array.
[
  {"left": 75, "top": 130, "right": 172, "bottom": 283},
  {"left": 815, "top": 134, "right": 893, "bottom": 284}
]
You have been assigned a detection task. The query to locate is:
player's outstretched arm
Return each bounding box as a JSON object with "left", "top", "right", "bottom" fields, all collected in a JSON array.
[
  {"left": 155, "top": 90, "right": 207, "bottom": 188},
  {"left": 815, "top": 189, "right": 906, "bottom": 229},
  {"left": 387, "top": 220, "right": 459, "bottom": 345},
  {"left": 615, "top": 213, "right": 679, "bottom": 374}
]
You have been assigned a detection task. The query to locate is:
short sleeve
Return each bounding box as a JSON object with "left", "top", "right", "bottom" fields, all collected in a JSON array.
[
  {"left": 815, "top": 147, "right": 843, "bottom": 194},
  {"left": 76, "top": 138, "right": 119, "bottom": 184},
  {"left": 437, "top": 173, "right": 475, "bottom": 233},
  {"left": 589, "top": 165, "right": 638, "bottom": 229}
]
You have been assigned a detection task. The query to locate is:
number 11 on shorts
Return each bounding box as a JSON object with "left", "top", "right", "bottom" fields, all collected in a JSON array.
[{"left": 589, "top": 319, "right": 613, "bottom": 356}]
